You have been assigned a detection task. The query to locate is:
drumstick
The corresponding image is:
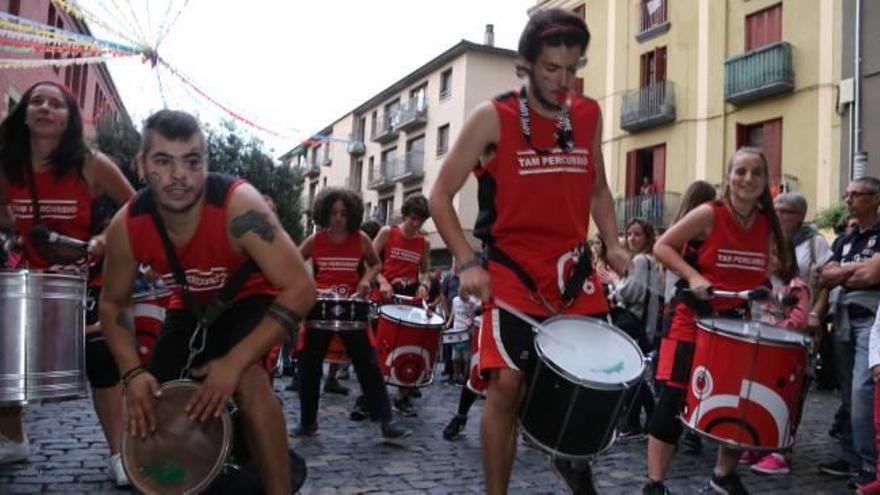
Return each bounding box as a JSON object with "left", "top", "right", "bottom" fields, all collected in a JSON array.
[{"left": 492, "top": 297, "right": 546, "bottom": 335}]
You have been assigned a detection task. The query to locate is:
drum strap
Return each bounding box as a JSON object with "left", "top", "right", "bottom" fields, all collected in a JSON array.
[{"left": 486, "top": 243, "right": 592, "bottom": 314}]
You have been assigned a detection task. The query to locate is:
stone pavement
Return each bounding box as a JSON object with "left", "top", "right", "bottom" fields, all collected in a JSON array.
[{"left": 0, "top": 374, "right": 860, "bottom": 494}]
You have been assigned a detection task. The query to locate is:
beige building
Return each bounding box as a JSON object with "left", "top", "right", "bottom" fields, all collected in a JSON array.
[
  {"left": 280, "top": 36, "right": 521, "bottom": 263},
  {"left": 533, "top": 0, "right": 842, "bottom": 225}
]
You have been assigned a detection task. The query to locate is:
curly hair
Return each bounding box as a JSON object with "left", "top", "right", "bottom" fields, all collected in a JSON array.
[
  {"left": 311, "top": 187, "right": 364, "bottom": 232},
  {"left": 401, "top": 194, "right": 429, "bottom": 220},
  {"left": 518, "top": 8, "right": 590, "bottom": 64},
  {"left": 0, "top": 81, "right": 87, "bottom": 185},
  {"left": 625, "top": 217, "right": 656, "bottom": 255}
]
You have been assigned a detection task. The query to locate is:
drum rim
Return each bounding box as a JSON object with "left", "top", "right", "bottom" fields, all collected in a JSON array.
[
  {"left": 122, "top": 379, "right": 233, "bottom": 495},
  {"left": 305, "top": 319, "right": 369, "bottom": 331},
  {"left": 132, "top": 289, "right": 173, "bottom": 302},
  {"left": 533, "top": 315, "right": 645, "bottom": 390},
  {"left": 314, "top": 294, "right": 371, "bottom": 304},
  {"left": 0, "top": 269, "right": 86, "bottom": 282},
  {"left": 695, "top": 318, "right": 811, "bottom": 348},
  {"left": 378, "top": 304, "right": 445, "bottom": 328},
  {"left": 516, "top": 417, "right": 612, "bottom": 461},
  {"left": 679, "top": 419, "right": 795, "bottom": 452}
]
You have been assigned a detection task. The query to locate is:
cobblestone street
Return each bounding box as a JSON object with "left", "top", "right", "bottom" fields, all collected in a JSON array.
[{"left": 0, "top": 375, "right": 859, "bottom": 494}]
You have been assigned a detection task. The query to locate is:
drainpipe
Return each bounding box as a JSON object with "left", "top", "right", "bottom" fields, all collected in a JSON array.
[{"left": 852, "top": 0, "right": 865, "bottom": 179}]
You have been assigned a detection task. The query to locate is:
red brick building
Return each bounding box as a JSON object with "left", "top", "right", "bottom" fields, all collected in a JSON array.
[{"left": 0, "top": 0, "right": 130, "bottom": 136}]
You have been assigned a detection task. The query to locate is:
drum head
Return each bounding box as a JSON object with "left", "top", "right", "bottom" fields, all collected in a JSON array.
[
  {"left": 536, "top": 316, "right": 644, "bottom": 388},
  {"left": 122, "top": 380, "right": 232, "bottom": 495},
  {"left": 696, "top": 318, "right": 810, "bottom": 347},
  {"left": 379, "top": 304, "right": 444, "bottom": 327}
]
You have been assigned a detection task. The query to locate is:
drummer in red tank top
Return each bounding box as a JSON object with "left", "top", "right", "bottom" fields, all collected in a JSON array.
[
  {"left": 430, "top": 9, "right": 630, "bottom": 494},
  {"left": 98, "top": 110, "right": 315, "bottom": 495},
  {"left": 293, "top": 187, "right": 409, "bottom": 441},
  {"left": 372, "top": 194, "right": 432, "bottom": 417},
  {"left": 645, "top": 148, "right": 792, "bottom": 495},
  {"left": 0, "top": 81, "right": 134, "bottom": 483}
]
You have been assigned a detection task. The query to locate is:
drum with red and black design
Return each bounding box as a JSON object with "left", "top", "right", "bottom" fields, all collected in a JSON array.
[
  {"left": 682, "top": 318, "right": 811, "bottom": 451},
  {"left": 131, "top": 287, "right": 171, "bottom": 366},
  {"left": 375, "top": 304, "right": 444, "bottom": 387}
]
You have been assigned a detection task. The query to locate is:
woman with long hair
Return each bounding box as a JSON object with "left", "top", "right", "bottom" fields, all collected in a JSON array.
[
  {"left": 643, "top": 148, "right": 790, "bottom": 495},
  {"left": 0, "top": 81, "right": 134, "bottom": 485}
]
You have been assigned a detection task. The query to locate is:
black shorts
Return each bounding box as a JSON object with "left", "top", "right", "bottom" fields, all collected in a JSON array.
[
  {"left": 86, "top": 287, "right": 100, "bottom": 326},
  {"left": 148, "top": 295, "right": 275, "bottom": 384}
]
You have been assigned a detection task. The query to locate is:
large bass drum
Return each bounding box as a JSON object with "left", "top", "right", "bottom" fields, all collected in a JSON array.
[{"left": 0, "top": 270, "right": 87, "bottom": 404}]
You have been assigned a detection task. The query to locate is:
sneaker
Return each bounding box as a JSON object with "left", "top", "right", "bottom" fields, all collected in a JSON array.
[
  {"left": 750, "top": 453, "right": 789, "bottom": 475},
  {"left": 550, "top": 458, "right": 598, "bottom": 495},
  {"left": 681, "top": 431, "right": 702, "bottom": 455},
  {"left": 709, "top": 472, "right": 748, "bottom": 494},
  {"left": 0, "top": 434, "right": 28, "bottom": 464},
  {"left": 818, "top": 459, "right": 858, "bottom": 477},
  {"left": 852, "top": 471, "right": 879, "bottom": 490},
  {"left": 393, "top": 397, "right": 417, "bottom": 417},
  {"left": 107, "top": 453, "right": 130, "bottom": 487},
  {"left": 442, "top": 414, "right": 467, "bottom": 441},
  {"left": 323, "top": 378, "right": 349, "bottom": 395},
  {"left": 380, "top": 420, "right": 411, "bottom": 444},
  {"left": 618, "top": 424, "right": 645, "bottom": 440},
  {"left": 738, "top": 450, "right": 762, "bottom": 465},
  {"left": 858, "top": 479, "right": 880, "bottom": 495},
  {"left": 291, "top": 422, "right": 317, "bottom": 437},
  {"left": 642, "top": 480, "right": 671, "bottom": 495}
]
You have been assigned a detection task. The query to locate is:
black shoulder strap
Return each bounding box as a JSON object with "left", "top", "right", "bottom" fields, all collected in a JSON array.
[{"left": 147, "top": 192, "right": 258, "bottom": 326}]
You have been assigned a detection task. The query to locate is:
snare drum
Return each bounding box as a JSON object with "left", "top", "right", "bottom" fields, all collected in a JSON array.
[
  {"left": 375, "top": 304, "right": 445, "bottom": 387},
  {"left": 0, "top": 270, "right": 87, "bottom": 404},
  {"left": 682, "top": 318, "right": 811, "bottom": 451},
  {"left": 123, "top": 380, "right": 232, "bottom": 494},
  {"left": 519, "top": 316, "right": 645, "bottom": 460},
  {"left": 442, "top": 327, "right": 470, "bottom": 345},
  {"left": 131, "top": 288, "right": 171, "bottom": 366},
  {"left": 306, "top": 296, "right": 370, "bottom": 331}
]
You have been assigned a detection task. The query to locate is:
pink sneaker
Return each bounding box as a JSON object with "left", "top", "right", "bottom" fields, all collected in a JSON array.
[
  {"left": 738, "top": 450, "right": 761, "bottom": 465},
  {"left": 750, "top": 453, "right": 790, "bottom": 475},
  {"left": 858, "top": 479, "right": 880, "bottom": 495}
]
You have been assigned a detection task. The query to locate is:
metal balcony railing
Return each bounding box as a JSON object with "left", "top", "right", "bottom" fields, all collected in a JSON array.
[
  {"left": 614, "top": 191, "right": 682, "bottom": 232},
  {"left": 636, "top": 0, "right": 669, "bottom": 42},
  {"left": 371, "top": 113, "right": 399, "bottom": 144},
  {"left": 620, "top": 80, "right": 676, "bottom": 132},
  {"left": 396, "top": 100, "right": 428, "bottom": 132},
  {"left": 367, "top": 161, "right": 395, "bottom": 190},
  {"left": 347, "top": 133, "right": 366, "bottom": 155},
  {"left": 725, "top": 41, "right": 794, "bottom": 105},
  {"left": 388, "top": 151, "right": 425, "bottom": 182}
]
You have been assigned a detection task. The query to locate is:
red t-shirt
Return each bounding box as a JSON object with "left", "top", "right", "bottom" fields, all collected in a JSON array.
[
  {"left": 474, "top": 91, "right": 607, "bottom": 317},
  {"left": 125, "top": 174, "right": 278, "bottom": 310},
  {"left": 4, "top": 168, "right": 92, "bottom": 274},
  {"left": 381, "top": 225, "right": 425, "bottom": 290},
  {"left": 313, "top": 230, "right": 363, "bottom": 296},
  {"left": 667, "top": 201, "right": 771, "bottom": 342}
]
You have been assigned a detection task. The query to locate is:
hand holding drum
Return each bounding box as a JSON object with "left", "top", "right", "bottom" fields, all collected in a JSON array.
[{"left": 125, "top": 370, "right": 162, "bottom": 438}]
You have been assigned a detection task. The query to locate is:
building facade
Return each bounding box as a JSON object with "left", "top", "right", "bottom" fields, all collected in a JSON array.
[
  {"left": 533, "top": 0, "right": 842, "bottom": 225},
  {"left": 281, "top": 38, "right": 521, "bottom": 262},
  {"left": 0, "top": 0, "right": 130, "bottom": 136}
]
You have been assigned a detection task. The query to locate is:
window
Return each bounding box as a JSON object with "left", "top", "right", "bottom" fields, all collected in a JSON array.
[
  {"left": 9, "top": 0, "right": 20, "bottom": 15},
  {"left": 439, "top": 69, "right": 453, "bottom": 100},
  {"left": 93, "top": 83, "right": 105, "bottom": 121},
  {"left": 625, "top": 144, "right": 666, "bottom": 225},
  {"left": 639, "top": 0, "right": 668, "bottom": 33},
  {"left": 737, "top": 118, "right": 782, "bottom": 192},
  {"left": 364, "top": 202, "right": 372, "bottom": 221},
  {"left": 322, "top": 177, "right": 327, "bottom": 188},
  {"left": 640, "top": 46, "right": 667, "bottom": 87},
  {"left": 78, "top": 65, "right": 88, "bottom": 108},
  {"left": 351, "top": 158, "right": 363, "bottom": 190},
  {"left": 746, "top": 4, "right": 782, "bottom": 51},
  {"left": 377, "top": 196, "right": 394, "bottom": 224},
  {"left": 406, "top": 135, "right": 425, "bottom": 172},
  {"left": 383, "top": 99, "right": 400, "bottom": 131},
  {"left": 381, "top": 147, "right": 398, "bottom": 176},
  {"left": 436, "top": 124, "right": 450, "bottom": 156},
  {"left": 356, "top": 115, "right": 366, "bottom": 141},
  {"left": 370, "top": 110, "right": 378, "bottom": 138},
  {"left": 410, "top": 85, "right": 427, "bottom": 110}
]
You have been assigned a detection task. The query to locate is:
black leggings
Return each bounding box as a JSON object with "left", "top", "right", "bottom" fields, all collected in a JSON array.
[{"left": 647, "top": 383, "right": 686, "bottom": 445}]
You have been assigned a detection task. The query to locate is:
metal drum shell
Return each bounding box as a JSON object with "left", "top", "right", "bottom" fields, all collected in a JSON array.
[{"left": 0, "top": 270, "right": 87, "bottom": 405}]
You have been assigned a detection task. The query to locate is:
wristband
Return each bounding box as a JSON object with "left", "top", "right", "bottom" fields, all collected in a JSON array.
[
  {"left": 266, "top": 303, "right": 303, "bottom": 334},
  {"left": 122, "top": 365, "right": 146, "bottom": 386},
  {"left": 455, "top": 258, "right": 483, "bottom": 275}
]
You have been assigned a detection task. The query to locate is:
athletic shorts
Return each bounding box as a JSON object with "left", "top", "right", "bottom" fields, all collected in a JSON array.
[
  {"left": 148, "top": 295, "right": 275, "bottom": 384},
  {"left": 654, "top": 337, "right": 696, "bottom": 389}
]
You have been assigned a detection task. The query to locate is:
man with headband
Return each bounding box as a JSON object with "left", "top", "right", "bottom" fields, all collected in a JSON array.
[{"left": 429, "top": 8, "right": 629, "bottom": 495}]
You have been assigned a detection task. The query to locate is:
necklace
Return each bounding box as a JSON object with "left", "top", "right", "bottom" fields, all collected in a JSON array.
[
  {"left": 518, "top": 86, "right": 574, "bottom": 154},
  {"left": 729, "top": 202, "right": 756, "bottom": 226}
]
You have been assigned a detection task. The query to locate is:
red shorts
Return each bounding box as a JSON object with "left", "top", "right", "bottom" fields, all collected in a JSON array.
[
  {"left": 478, "top": 304, "right": 543, "bottom": 375},
  {"left": 654, "top": 337, "right": 697, "bottom": 389}
]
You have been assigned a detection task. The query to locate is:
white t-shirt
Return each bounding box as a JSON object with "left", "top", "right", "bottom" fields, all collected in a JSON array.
[
  {"left": 450, "top": 295, "right": 478, "bottom": 332},
  {"left": 795, "top": 234, "right": 832, "bottom": 282}
]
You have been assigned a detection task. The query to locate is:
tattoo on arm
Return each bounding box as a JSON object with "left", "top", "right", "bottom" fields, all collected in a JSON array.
[
  {"left": 115, "top": 311, "right": 134, "bottom": 332},
  {"left": 230, "top": 209, "right": 276, "bottom": 242}
]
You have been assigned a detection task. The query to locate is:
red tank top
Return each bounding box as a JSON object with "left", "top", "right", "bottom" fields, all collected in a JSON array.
[
  {"left": 4, "top": 168, "right": 92, "bottom": 274},
  {"left": 125, "top": 174, "right": 278, "bottom": 310},
  {"left": 668, "top": 201, "right": 771, "bottom": 341},
  {"left": 381, "top": 225, "right": 425, "bottom": 289},
  {"left": 474, "top": 91, "right": 607, "bottom": 316},
  {"left": 313, "top": 231, "right": 363, "bottom": 296}
]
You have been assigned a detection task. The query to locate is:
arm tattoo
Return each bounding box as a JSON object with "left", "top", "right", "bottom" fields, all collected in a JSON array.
[
  {"left": 266, "top": 303, "right": 302, "bottom": 333},
  {"left": 230, "top": 209, "right": 276, "bottom": 242},
  {"left": 116, "top": 311, "right": 134, "bottom": 332}
]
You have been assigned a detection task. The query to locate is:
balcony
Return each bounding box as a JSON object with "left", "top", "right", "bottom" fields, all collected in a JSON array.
[
  {"left": 321, "top": 153, "right": 332, "bottom": 167},
  {"left": 305, "top": 163, "right": 320, "bottom": 179},
  {"left": 636, "top": 0, "right": 669, "bottom": 42},
  {"left": 371, "top": 115, "right": 399, "bottom": 144},
  {"left": 613, "top": 191, "right": 681, "bottom": 232},
  {"left": 347, "top": 133, "right": 366, "bottom": 155},
  {"left": 395, "top": 100, "right": 428, "bottom": 132},
  {"left": 367, "top": 162, "right": 394, "bottom": 191},
  {"left": 390, "top": 151, "right": 425, "bottom": 183},
  {"left": 725, "top": 41, "right": 794, "bottom": 106},
  {"left": 620, "top": 80, "right": 676, "bottom": 132}
]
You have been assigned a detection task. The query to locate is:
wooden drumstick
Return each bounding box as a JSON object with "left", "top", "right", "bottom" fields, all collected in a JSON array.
[{"left": 492, "top": 297, "right": 547, "bottom": 335}]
